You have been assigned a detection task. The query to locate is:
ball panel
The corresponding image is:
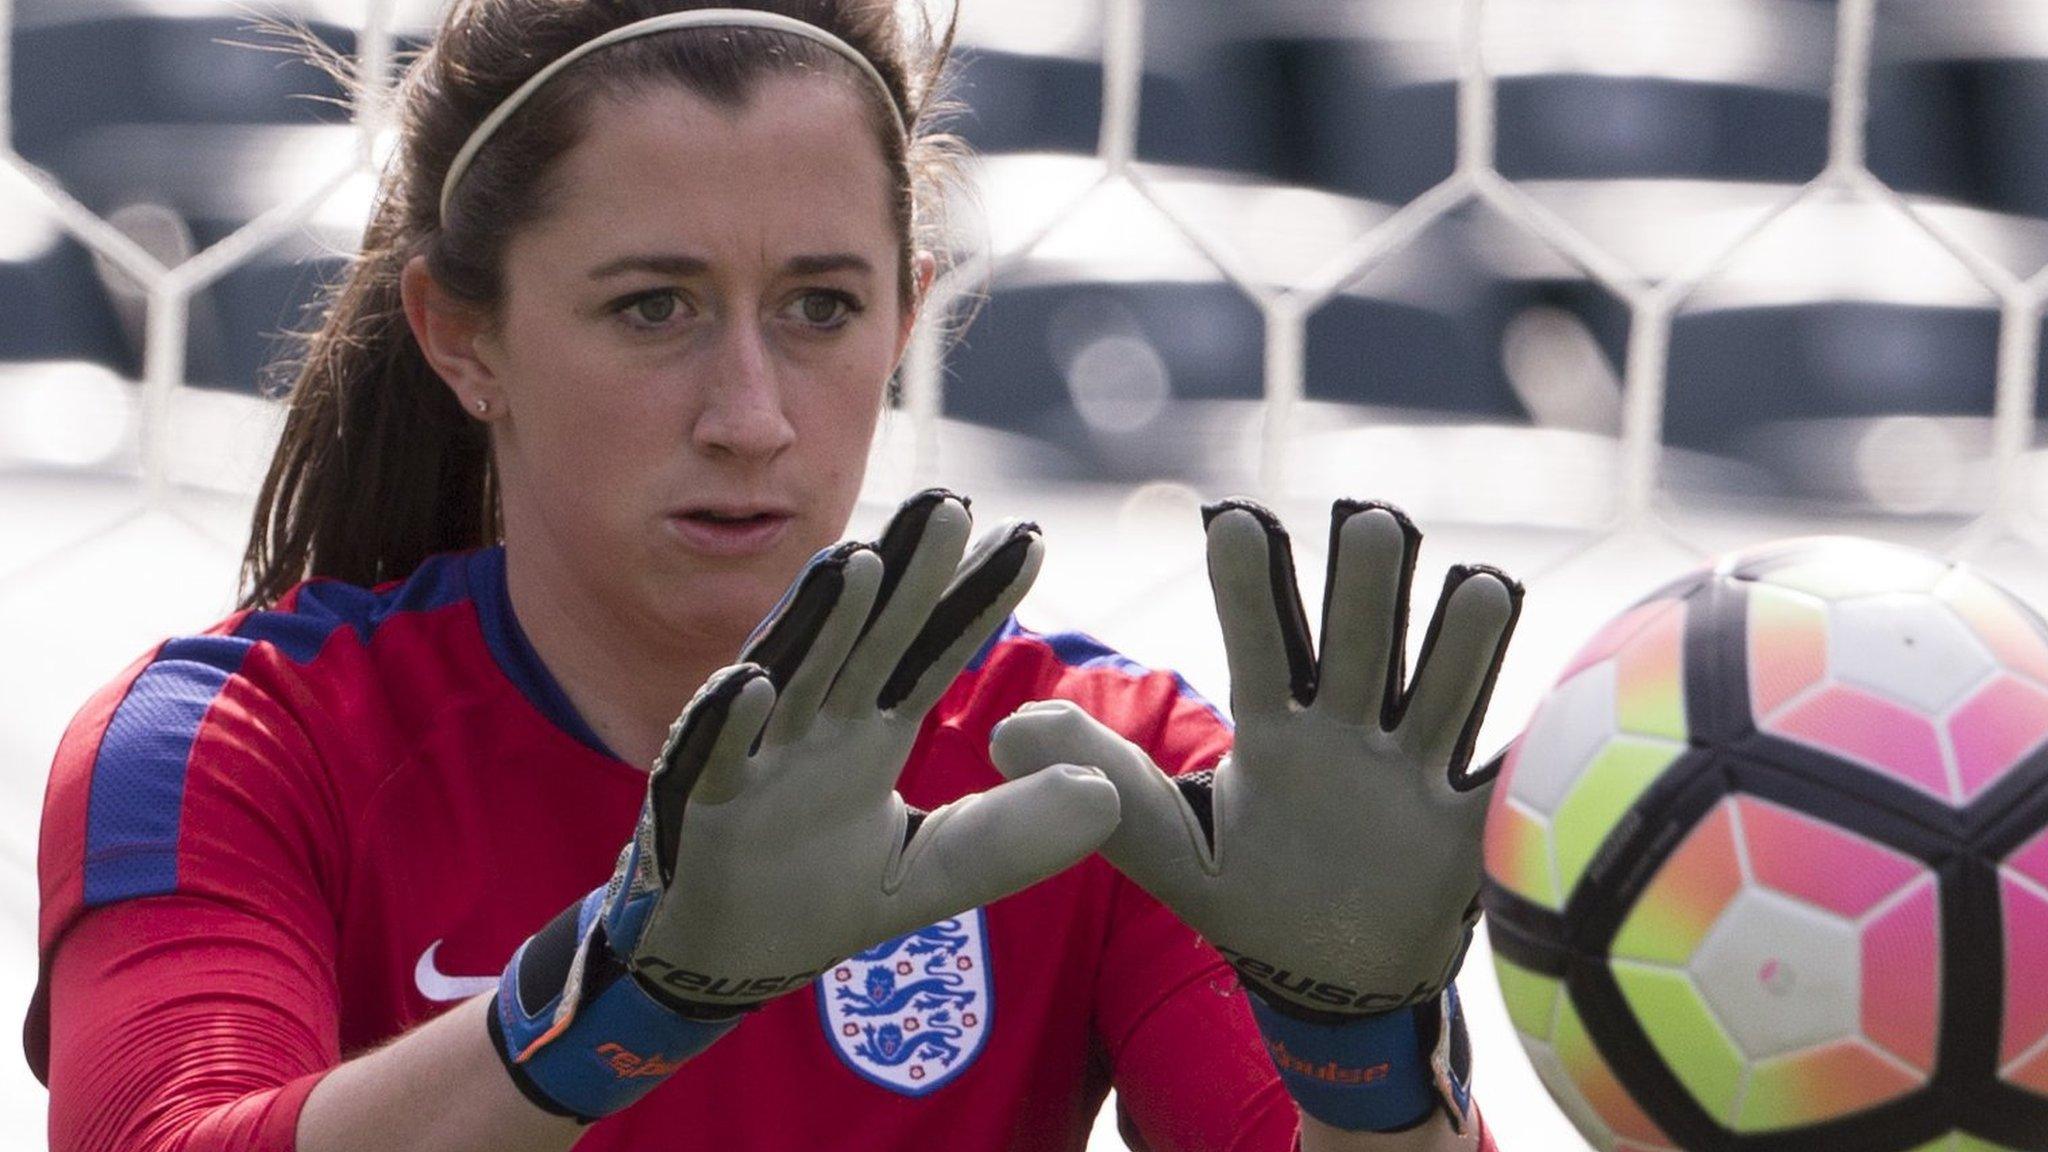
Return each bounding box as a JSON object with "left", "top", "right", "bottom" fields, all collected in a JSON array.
[
  {"left": 1692, "top": 888, "right": 1860, "bottom": 1063},
  {"left": 1509, "top": 659, "right": 1619, "bottom": 815},
  {"left": 1612, "top": 801, "right": 1746, "bottom": 967},
  {"left": 1937, "top": 569, "right": 2048, "bottom": 688},
  {"left": 1736, "top": 796, "right": 1928, "bottom": 921},
  {"left": 1495, "top": 953, "right": 1562, "bottom": 1042},
  {"left": 1747, "top": 584, "right": 1829, "bottom": 720},
  {"left": 1861, "top": 878, "right": 1942, "bottom": 1075},
  {"left": 1485, "top": 796, "right": 1562, "bottom": 910},
  {"left": 1766, "top": 684, "right": 1952, "bottom": 802},
  {"left": 1734, "top": 1038, "right": 1924, "bottom": 1133},
  {"left": 1828, "top": 594, "right": 1995, "bottom": 717},
  {"left": 1553, "top": 977, "right": 1682, "bottom": 1149},
  {"left": 1612, "top": 961, "right": 1747, "bottom": 1126},
  {"left": 1908, "top": 1136, "right": 2032, "bottom": 1152},
  {"left": 1615, "top": 602, "right": 1687, "bottom": 742},
  {"left": 1746, "top": 540, "right": 1949, "bottom": 600},
  {"left": 2003, "top": 1044, "right": 2048, "bottom": 1099},
  {"left": 1949, "top": 675, "right": 2048, "bottom": 802},
  {"left": 1559, "top": 597, "right": 1689, "bottom": 688},
  {"left": 1523, "top": 1037, "right": 1620, "bottom": 1152},
  {"left": 1552, "top": 739, "right": 1685, "bottom": 902},
  {"left": 2007, "top": 827, "right": 2048, "bottom": 893},
  {"left": 1997, "top": 874, "right": 2048, "bottom": 1075}
]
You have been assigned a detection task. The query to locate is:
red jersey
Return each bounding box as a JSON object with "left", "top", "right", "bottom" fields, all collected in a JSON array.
[{"left": 31, "top": 546, "right": 1495, "bottom": 1151}]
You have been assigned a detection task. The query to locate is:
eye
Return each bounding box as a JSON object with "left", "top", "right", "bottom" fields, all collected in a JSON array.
[
  {"left": 615, "top": 290, "right": 688, "bottom": 329},
  {"left": 789, "top": 290, "right": 861, "bottom": 330}
]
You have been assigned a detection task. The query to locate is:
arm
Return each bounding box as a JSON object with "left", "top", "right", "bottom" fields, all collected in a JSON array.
[
  {"left": 1000, "top": 500, "right": 1520, "bottom": 1149},
  {"left": 46, "top": 895, "right": 580, "bottom": 1152}
]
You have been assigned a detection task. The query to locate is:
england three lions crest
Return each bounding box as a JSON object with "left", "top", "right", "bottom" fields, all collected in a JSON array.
[{"left": 818, "top": 909, "right": 992, "bottom": 1096}]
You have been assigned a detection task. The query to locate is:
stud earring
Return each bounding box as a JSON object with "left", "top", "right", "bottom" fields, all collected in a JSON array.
[{"left": 473, "top": 397, "right": 490, "bottom": 415}]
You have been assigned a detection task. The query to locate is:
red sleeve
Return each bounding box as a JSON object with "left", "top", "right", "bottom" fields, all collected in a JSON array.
[
  {"left": 46, "top": 898, "right": 336, "bottom": 1152},
  {"left": 1087, "top": 679, "right": 1506, "bottom": 1152},
  {"left": 33, "top": 633, "right": 348, "bottom": 1152}
]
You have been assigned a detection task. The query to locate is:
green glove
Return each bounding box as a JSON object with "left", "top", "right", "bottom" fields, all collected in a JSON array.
[
  {"left": 990, "top": 498, "right": 1521, "bottom": 1018},
  {"left": 493, "top": 492, "right": 1121, "bottom": 1119},
  {"left": 627, "top": 490, "right": 1123, "bottom": 1012}
]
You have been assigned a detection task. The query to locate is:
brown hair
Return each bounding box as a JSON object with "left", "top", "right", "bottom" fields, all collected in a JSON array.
[{"left": 238, "top": 0, "right": 961, "bottom": 609}]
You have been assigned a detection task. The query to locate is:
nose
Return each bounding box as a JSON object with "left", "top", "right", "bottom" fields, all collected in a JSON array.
[{"left": 692, "top": 315, "right": 796, "bottom": 461}]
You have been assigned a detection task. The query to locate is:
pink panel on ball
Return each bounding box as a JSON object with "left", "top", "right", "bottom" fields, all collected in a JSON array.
[
  {"left": 1941, "top": 572, "right": 2048, "bottom": 687},
  {"left": 1748, "top": 586, "right": 1829, "bottom": 721},
  {"left": 1611, "top": 803, "right": 1745, "bottom": 965},
  {"left": 2009, "top": 1046, "right": 2048, "bottom": 1098},
  {"left": 1559, "top": 599, "right": 1688, "bottom": 686},
  {"left": 1768, "top": 686, "right": 1952, "bottom": 802},
  {"left": 1950, "top": 676, "right": 2048, "bottom": 801},
  {"left": 1486, "top": 797, "right": 1560, "bottom": 910},
  {"left": 1999, "top": 876, "right": 2048, "bottom": 1069},
  {"left": 2008, "top": 828, "right": 2048, "bottom": 893},
  {"left": 1861, "top": 878, "right": 1941, "bottom": 1074},
  {"left": 1741, "top": 1039, "right": 1923, "bottom": 1130},
  {"left": 1737, "top": 796, "right": 1925, "bottom": 920}
]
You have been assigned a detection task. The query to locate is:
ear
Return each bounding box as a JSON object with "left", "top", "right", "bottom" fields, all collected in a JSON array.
[
  {"left": 893, "top": 250, "right": 940, "bottom": 366},
  {"left": 400, "top": 255, "right": 503, "bottom": 417}
]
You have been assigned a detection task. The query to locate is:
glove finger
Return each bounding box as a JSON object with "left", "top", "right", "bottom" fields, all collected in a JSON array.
[
  {"left": 880, "top": 520, "right": 1044, "bottom": 718},
  {"left": 1204, "top": 501, "right": 1316, "bottom": 719},
  {"left": 1312, "top": 502, "right": 1420, "bottom": 729},
  {"left": 1395, "top": 566, "right": 1522, "bottom": 777},
  {"left": 880, "top": 761, "right": 1121, "bottom": 936},
  {"left": 740, "top": 541, "right": 870, "bottom": 689},
  {"left": 989, "top": 699, "right": 1217, "bottom": 893},
  {"left": 758, "top": 549, "right": 885, "bottom": 747},
  {"left": 649, "top": 665, "right": 775, "bottom": 881},
  {"left": 826, "top": 491, "right": 972, "bottom": 717}
]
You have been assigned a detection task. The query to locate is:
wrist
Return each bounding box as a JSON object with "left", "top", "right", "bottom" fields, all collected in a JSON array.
[
  {"left": 1247, "top": 983, "right": 1473, "bottom": 1135},
  {"left": 489, "top": 889, "right": 739, "bottom": 1122}
]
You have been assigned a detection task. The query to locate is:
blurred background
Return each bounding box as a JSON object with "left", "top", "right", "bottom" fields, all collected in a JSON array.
[{"left": 7, "top": 0, "right": 2048, "bottom": 1147}]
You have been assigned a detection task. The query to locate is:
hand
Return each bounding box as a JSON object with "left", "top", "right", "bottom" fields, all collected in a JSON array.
[
  {"left": 492, "top": 491, "right": 1121, "bottom": 1119},
  {"left": 990, "top": 499, "right": 1519, "bottom": 1132},
  {"left": 616, "top": 490, "right": 1122, "bottom": 1013}
]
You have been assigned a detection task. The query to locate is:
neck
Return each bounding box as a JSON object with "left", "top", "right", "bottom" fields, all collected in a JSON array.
[{"left": 502, "top": 540, "right": 741, "bottom": 773}]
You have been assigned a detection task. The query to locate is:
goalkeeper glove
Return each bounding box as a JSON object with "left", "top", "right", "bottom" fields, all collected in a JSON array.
[
  {"left": 489, "top": 490, "right": 1122, "bottom": 1120},
  {"left": 991, "top": 498, "right": 1519, "bottom": 1134}
]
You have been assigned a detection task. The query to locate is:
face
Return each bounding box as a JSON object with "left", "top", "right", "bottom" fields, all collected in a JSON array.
[{"left": 469, "top": 76, "right": 917, "bottom": 650}]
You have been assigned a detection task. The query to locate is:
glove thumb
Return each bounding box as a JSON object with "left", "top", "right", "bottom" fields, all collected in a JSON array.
[
  {"left": 989, "top": 700, "right": 1217, "bottom": 890},
  {"left": 882, "top": 762, "right": 1120, "bottom": 934}
]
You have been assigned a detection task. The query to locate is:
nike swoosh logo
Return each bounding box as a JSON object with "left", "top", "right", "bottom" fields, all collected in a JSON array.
[{"left": 414, "top": 940, "right": 501, "bottom": 1003}]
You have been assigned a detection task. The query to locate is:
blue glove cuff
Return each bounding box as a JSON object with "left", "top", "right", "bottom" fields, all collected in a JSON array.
[
  {"left": 490, "top": 888, "right": 739, "bottom": 1121},
  {"left": 1246, "top": 991, "right": 1440, "bottom": 1133}
]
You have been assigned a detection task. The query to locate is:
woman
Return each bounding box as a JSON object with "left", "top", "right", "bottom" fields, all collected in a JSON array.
[{"left": 29, "top": 2, "right": 1518, "bottom": 1149}]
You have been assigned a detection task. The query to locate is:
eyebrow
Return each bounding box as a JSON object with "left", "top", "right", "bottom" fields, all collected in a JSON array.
[{"left": 586, "top": 253, "right": 875, "bottom": 280}]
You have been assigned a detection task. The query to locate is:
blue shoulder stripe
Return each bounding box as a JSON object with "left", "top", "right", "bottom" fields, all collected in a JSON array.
[
  {"left": 81, "top": 553, "right": 481, "bottom": 908},
  {"left": 83, "top": 636, "right": 254, "bottom": 906},
  {"left": 233, "top": 550, "right": 473, "bottom": 663}
]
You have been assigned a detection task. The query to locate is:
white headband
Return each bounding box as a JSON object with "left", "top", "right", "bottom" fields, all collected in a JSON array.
[{"left": 438, "top": 9, "right": 906, "bottom": 223}]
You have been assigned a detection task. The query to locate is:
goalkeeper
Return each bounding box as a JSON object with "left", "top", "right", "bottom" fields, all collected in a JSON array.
[{"left": 28, "top": 3, "right": 1520, "bottom": 1151}]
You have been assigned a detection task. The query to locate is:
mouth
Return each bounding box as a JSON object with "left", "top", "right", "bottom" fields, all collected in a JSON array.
[{"left": 666, "top": 506, "right": 796, "bottom": 558}]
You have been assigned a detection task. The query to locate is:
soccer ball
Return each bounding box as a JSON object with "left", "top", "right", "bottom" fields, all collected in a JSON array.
[{"left": 1482, "top": 537, "right": 2048, "bottom": 1152}]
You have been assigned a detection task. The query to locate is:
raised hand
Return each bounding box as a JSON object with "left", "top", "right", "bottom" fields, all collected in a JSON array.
[
  {"left": 618, "top": 490, "right": 1122, "bottom": 1013},
  {"left": 990, "top": 498, "right": 1520, "bottom": 1132},
  {"left": 493, "top": 491, "right": 1120, "bottom": 1120}
]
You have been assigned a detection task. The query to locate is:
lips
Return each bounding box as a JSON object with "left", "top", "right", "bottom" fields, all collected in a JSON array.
[{"left": 666, "top": 505, "right": 796, "bottom": 558}]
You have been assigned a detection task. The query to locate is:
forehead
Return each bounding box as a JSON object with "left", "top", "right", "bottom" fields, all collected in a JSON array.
[{"left": 533, "top": 74, "right": 898, "bottom": 260}]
